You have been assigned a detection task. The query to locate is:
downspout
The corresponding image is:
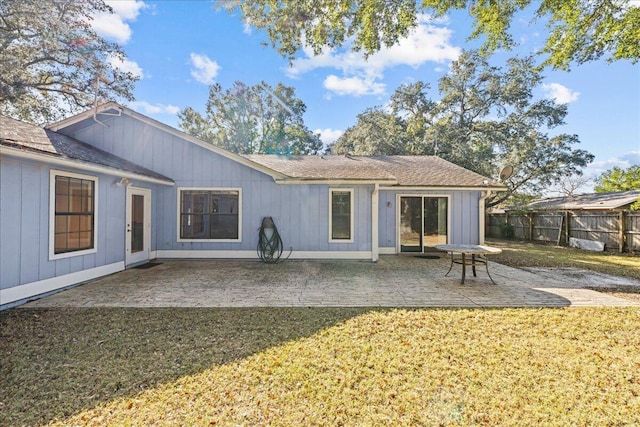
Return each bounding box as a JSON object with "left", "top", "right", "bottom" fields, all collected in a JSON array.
[
  {"left": 372, "top": 183, "right": 379, "bottom": 262},
  {"left": 479, "top": 190, "right": 493, "bottom": 245}
]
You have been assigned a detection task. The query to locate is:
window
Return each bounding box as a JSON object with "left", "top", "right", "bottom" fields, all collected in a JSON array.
[
  {"left": 329, "top": 189, "right": 354, "bottom": 242},
  {"left": 178, "top": 188, "right": 241, "bottom": 241},
  {"left": 50, "top": 170, "right": 97, "bottom": 259}
]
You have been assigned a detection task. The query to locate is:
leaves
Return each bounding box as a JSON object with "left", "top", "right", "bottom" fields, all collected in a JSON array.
[
  {"left": 594, "top": 165, "right": 640, "bottom": 193},
  {"left": 331, "top": 50, "right": 594, "bottom": 206},
  {"left": 0, "top": 0, "right": 137, "bottom": 124},
  {"left": 178, "top": 81, "right": 322, "bottom": 155},
  {"left": 233, "top": 0, "right": 640, "bottom": 69}
]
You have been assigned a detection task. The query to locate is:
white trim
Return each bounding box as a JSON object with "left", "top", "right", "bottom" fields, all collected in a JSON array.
[
  {"left": 49, "top": 169, "right": 99, "bottom": 260},
  {"left": 478, "top": 190, "right": 492, "bottom": 245},
  {"left": 155, "top": 250, "right": 373, "bottom": 260},
  {"left": 395, "top": 193, "right": 451, "bottom": 253},
  {"left": 380, "top": 185, "right": 506, "bottom": 191},
  {"left": 176, "top": 187, "right": 243, "bottom": 243},
  {"left": 48, "top": 102, "right": 287, "bottom": 181},
  {"left": 371, "top": 184, "right": 379, "bottom": 262},
  {"left": 329, "top": 188, "right": 355, "bottom": 243},
  {"left": 0, "top": 262, "right": 124, "bottom": 305},
  {"left": 125, "top": 186, "right": 152, "bottom": 266},
  {"left": 1, "top": 146, "right": 174, "bottom": 186},
  {"left": 379, "top": 247, "right": 397, "bottom": 255},
  {"left": 276, "top": 178, "right": 398, "bottom": 185}
]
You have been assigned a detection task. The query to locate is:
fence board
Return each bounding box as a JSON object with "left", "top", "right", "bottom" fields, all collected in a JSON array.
[{"left": 486, "top": 210, "right": 639, "bottom": 253}]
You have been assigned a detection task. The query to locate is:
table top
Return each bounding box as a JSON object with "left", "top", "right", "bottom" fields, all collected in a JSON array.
[{"left": 434, "top": 244, "right": 502, "bottom": 255}]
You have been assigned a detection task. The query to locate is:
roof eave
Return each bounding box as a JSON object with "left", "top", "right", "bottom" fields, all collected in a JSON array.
[
  {"left": 48, "top": 102, "right": 289, "bottom": 181},
  {"left": 1, "top": 145, "right": 175, "bottom": 186}
]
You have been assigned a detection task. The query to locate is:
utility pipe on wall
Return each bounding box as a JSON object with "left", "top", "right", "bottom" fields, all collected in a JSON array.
[{"left": 478, "top": 190, "right": 493, "bottom": 245}]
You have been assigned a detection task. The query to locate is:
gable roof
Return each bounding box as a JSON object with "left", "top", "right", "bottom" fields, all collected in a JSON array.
[
  {"left": 0, "top": 115, "right": 173, "bottom": 185},
  {"left": 245, "top": 154, "right": 505, "bottom": 188},
  {"left": 48, "top": 102, "right": 288, "bottom": 181},
  {"left": 522, "top": 190, "right": 640, "bottom": 211}
]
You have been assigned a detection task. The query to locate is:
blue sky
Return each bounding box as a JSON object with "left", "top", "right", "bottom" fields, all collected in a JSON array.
[{"left": 94, "top": 1, "right": 639, "bottom": 192}]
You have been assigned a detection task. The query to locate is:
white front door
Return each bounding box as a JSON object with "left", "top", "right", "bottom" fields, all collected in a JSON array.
[{"left": 125, "top": 186, "right": 151, "bottom": 266}]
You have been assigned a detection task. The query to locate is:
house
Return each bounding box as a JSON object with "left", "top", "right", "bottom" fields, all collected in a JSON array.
[
  {"left": 522, "top": 191, "right": 640, "bottom": 212},
  {"left": 0, "top": 103, "right": 505, "bottom": 308}
]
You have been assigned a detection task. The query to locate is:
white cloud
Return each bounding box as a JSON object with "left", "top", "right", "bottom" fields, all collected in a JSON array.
[
  {"left": 189, "top": 53, "right": 220, "bottom": 85},
  {"left": 315, "top": 128, "right": 344, "bottom": 145},
  {"left": 285, "top": 15, "right": 460, "bottom": 97},
  {"left": 586, "top": 151, "right": 640, "bottom": 176},
  {"left": 243, "top": 18, "right": 253, "bottom": 35},
  {"left": 92, "top": 0, "right": 147, "bottom": 44},
  {"left": 107, "top": 55, "right": 144, "bottom": 79},
  {"left": 542, "top": 83, "right": 580, "bottom": 104},
  {"left": 129, "top": 101, "right": 180, "bottom": 115},
  {"left": 323, "top": 75, "right": 386, "bottom": 96}
]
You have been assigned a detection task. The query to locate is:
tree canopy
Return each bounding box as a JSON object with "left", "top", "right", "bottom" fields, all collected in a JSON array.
[
  {"left": 232, "top": 0, "right": 640, "bottom": 69},
  {"left": 331, "top": 50, "right": 594, "bottom": 206},
  {"left": 0, "top": 0, "right": 138, "bottom": 125},
  {"left": 594, "top": 165, "right": 640, "bottom": 192},
  {"left": 178, "top": 81, "right": 322, "bottom": 155}
]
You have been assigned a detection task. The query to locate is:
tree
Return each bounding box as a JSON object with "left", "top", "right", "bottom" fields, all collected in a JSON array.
[
  {"left": 330, "top": 50, "right": 594, "bottom": 207},
  {"left": 231, "top": 0, "right": 639, "bottom": 69},
  {"left": 552, "top": 174, "right": 593, "bottom": 196},
  {"left": 332, "top": 107, "right": 409, "bottom": 155},
  {"left": 594, "top": 165, "right": 640, "bottom": 192},
  {"left": 178, "top": 81, "right": 322, "bottom": 155},
  {"left": 0, "top": 0, "right": 138, "bottom": 124}
]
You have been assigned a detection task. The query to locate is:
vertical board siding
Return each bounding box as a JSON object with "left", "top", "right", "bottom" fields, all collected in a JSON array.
[
  {"left": 66, "top": 114, "right": 377, "bottom": 253},
  {"left": 1, "top": 158, "right": 22, "bottom": 288},
  {"left": 0, "top": 156, "right": 126, "bottom": 291},
  {"left": 378, "top": 189, "right": 482, "bottom": 250}
]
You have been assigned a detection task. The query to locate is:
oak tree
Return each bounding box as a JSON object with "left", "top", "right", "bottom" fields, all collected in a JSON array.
[{"left": 0, "top": 0, "right": 137, "bottom": 124}]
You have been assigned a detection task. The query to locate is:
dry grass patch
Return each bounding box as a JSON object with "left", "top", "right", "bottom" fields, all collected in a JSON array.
[
  {"left": 3, "top": 308, "right": 637, "bottom": 426},
  {"left": 488, "top": 239, "right": 640, "bottom": 302}
]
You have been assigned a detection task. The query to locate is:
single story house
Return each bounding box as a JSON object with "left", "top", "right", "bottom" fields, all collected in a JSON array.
[{"left": 0, "top": 102, "right": 504, "bottom": 308}]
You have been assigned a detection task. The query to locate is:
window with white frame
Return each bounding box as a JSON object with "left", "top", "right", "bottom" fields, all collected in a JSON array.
[
  {"left": 329, "top": 188, "right": 354, "bottom": 242},
  {"left": 50, "top": 170, "right": 97, "bottom": 258},
  {"left": 178, "top": 188, "right": 241, "bottom": 240}
]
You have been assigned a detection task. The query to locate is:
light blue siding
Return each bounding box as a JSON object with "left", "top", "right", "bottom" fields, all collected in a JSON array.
[
  {"left": 63, "top": 115, "right": 375, "bottom": 253},
  {"left": 0, "top": 156, "right": 126, "bottom": 293},
  {"left": 379, "top": 189, "right": 482, "bottom": 250}
]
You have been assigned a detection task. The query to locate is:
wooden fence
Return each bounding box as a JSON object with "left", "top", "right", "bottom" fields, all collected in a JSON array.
[{"left": 486, "top": 210, "right": 640, "bottom": 253}]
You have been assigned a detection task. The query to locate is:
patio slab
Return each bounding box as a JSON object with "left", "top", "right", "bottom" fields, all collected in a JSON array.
[{"left": 21, "top": 255, "right": 639, "bottom": 308}]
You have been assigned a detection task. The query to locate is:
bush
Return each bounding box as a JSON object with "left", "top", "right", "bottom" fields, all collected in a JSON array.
[{"left": 500, "top": 222, "right": 515, "bottom": 239}]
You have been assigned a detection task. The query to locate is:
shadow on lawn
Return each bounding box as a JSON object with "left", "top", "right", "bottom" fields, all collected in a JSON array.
[{"left": 0, "top": 307, "right": 373, "bottom": 426}]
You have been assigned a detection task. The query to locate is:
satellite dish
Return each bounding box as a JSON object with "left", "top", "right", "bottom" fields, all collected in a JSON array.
[{"left": 499, "top": 165, "right": 514, "bottom": 181}]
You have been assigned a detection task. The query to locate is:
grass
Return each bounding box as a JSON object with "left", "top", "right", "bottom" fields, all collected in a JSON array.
[
  {"left": 487, "top": 239, "right": 640, "bottom": 302},
  {"left": 487, "top": 239, "right": 640, "bottom": 280},
  {"left": 2, "top": 307, "right": 640, "bottom": 426}
]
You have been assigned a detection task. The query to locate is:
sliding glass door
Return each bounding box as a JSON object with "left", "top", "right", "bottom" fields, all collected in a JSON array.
[{"left": 400, "top": 196, "right": 448, "bottom": 252}]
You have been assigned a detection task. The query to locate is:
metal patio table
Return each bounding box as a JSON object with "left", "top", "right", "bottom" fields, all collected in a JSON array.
[{"left": 435, "top": 244, "right": 502, "bottom": 285}]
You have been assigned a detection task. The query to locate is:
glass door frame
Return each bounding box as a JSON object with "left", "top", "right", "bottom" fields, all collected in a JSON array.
[
  {"left": 125, "top": 186, "right": 151, "bottom": 266},
  {"left": 396, "top": 194, "right": 451, "bottom": 253}
]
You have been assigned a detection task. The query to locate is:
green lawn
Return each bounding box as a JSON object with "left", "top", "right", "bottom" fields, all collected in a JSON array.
[{"left": 2, "top": 307, "right": 639, "bottom": 426}]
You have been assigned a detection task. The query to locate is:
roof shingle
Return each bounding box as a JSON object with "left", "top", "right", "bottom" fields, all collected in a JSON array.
[
  {"left": 244, "top": 154, "right": 503, "bottom": 188},
  {"left": 0, "top": 115, "right": 173, "bottom": 183}
]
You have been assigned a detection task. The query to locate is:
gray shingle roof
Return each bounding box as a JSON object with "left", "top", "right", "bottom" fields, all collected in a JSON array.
[
  {"left": 0, "top": 115, "right": 173, "bottom": 183},
  {"left": 244, "top": 154, "right": 503, "bottom": 188},
  {"left": 522, "top": 190, "right": 640, "bottom": 211}
]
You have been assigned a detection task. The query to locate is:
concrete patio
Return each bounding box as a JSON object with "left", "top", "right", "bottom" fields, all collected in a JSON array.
[
  {"left": 22, "top": 255, "right": 639, "bottom": 308},
  {"left": 23, "top": 255, "right": 640, "bottom": 307}
]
